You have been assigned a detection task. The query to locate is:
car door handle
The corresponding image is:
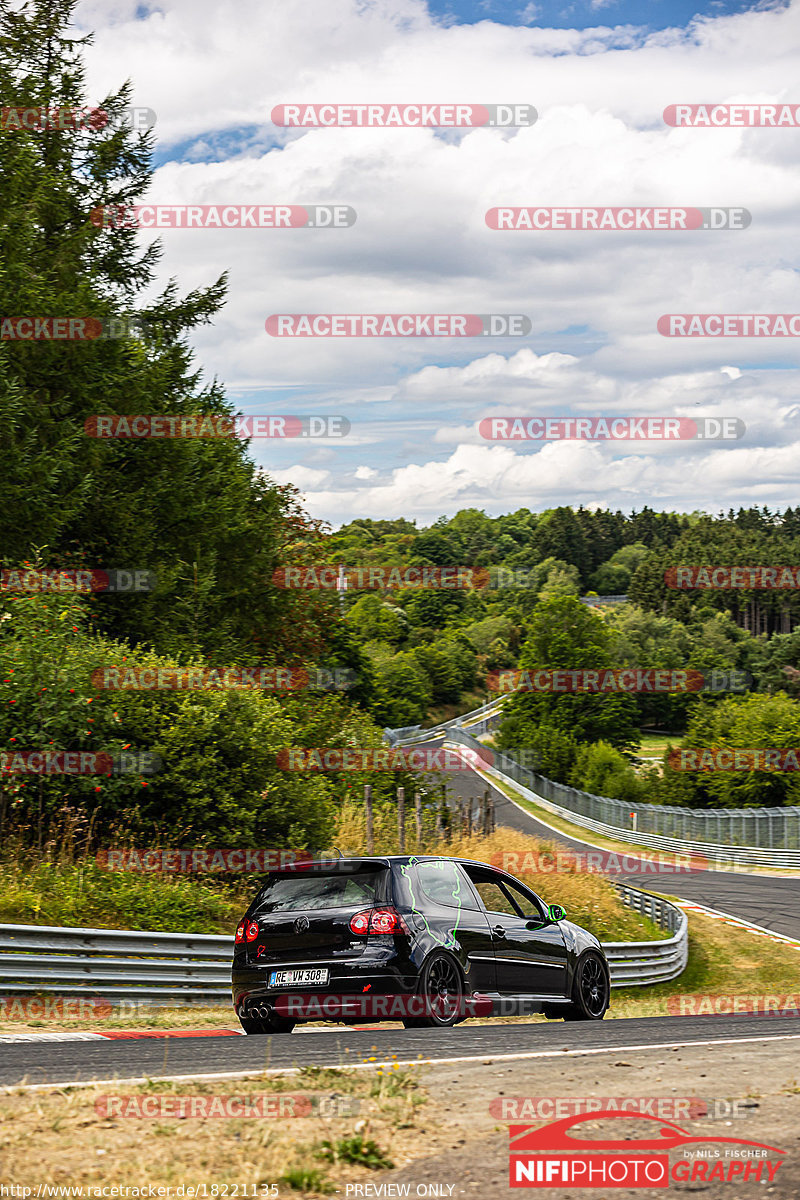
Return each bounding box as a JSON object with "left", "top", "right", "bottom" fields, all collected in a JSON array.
[{"left": 492, "top": 925, "right": 506, "bottom": 938}]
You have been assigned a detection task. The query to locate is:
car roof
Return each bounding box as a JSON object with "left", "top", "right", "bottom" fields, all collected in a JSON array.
[{"left": 271, "top": 855, "right": 509, "bottom": 869}]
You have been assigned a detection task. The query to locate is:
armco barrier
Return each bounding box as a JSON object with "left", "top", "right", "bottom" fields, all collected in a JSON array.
[
  {"left": 0, "top": 887, "right": 686, "bottom": 1002},
  {"left": 445, "top": 726, "right": 800, "bottom": 870},
  {"left": 604, "top": 885, "right": 687, "bottom": 987},
  {"left": 0, "top": 924, "right": 231, "bottom": 1005},
  {"left": 385, "top": 698, "right": 800, "bottom": 869}
]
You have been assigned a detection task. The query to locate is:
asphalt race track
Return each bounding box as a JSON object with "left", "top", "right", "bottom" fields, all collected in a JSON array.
[
  {"left": 3, "top": 1015, "right": 800, "bottom": 1089},
  {"left": 423, "top": 740, "right": 800, "bottom": 940}
]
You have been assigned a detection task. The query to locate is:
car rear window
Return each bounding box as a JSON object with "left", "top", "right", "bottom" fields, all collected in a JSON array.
[{"left": 253, "top": 870, "right": 386, "bottom": 913}]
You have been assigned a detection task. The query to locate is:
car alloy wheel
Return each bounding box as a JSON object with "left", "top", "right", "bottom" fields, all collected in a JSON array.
[
  {"left": 403, "top": 951, "right": 464, "bottom": 1028},
  {"left": 564, "top": 952, "right": 609, "bottom": 1021}
]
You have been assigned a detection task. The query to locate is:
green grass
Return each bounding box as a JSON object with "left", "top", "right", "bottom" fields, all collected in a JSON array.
[
  {"left": 0, "top": 854, "right": 247, "bottom": 933},
  {"left": 278, "top": 1168, "right": 335, "bottom": 1194},
  {"left": 609, "top": 907, "right": 800, "bottom": 1018},
  {"left": 317, "top": 1134, "right": 394, "bottom": 1170},
  {"left": 636, "top": 732, "right": 680, "bottom": 758}
]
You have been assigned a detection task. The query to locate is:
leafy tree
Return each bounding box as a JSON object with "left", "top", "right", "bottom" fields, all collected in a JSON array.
[
  {"left": 569, "top": 741, "right": 645, "bottom": 803},
  {"left": 0, "top": 0, "right": 322, "bottom": 664},
  {"left": 345, "top": 594, "right": 408, "bottom": 646},
  {"left": 370, "top": 653, "right": 432, "bottom": 727},
  {"left": 0, "top": 588, "right": 340, "bottom": 848},
  {"left": 498, "top": 596, "right": 640, "bottom": 759},
  {"left": 676, "top": 692, "right": 800, "bottom": 808}
]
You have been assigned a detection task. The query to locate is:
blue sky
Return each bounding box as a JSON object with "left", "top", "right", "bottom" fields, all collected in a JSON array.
[{"left": 427, "top": 0, "right": 781, "bottom": 29}]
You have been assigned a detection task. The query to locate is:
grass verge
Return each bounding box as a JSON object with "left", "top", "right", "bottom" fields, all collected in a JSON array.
[{"left": 0, "top": 1060, "right": 425, "bottom": 1196}]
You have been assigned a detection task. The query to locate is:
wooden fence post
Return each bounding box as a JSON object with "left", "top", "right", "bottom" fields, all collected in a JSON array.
[
  {"left": 397, "top": 786, "right": 406, "bottom": 853},
  {"left": 414, "top": 791, "right": 422, "bottom": 847},
  {"left": 364, "top": 784, "right": 374, "bottom": 854}
]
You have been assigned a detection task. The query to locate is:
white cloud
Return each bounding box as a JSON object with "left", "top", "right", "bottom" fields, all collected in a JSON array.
[{"left": 71, "top": 0, "right": 800, "bottom": 522}]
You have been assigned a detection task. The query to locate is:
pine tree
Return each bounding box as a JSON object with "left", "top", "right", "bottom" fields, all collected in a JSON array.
[{"left": 0, "top": 0, "right": 317, "bottom": 663}]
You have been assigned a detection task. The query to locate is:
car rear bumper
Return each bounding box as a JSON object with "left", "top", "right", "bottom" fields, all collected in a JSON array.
[{"left": 232, "top": 963, "right": 418, "bottom": 1019}]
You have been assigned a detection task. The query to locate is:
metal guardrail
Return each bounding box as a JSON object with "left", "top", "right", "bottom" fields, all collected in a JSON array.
[
  {"left": 0, "top": 882, "right": 686, "bottom": 1003},
  {"left": 385, "top": 696, "right": 800, "bottom": 868},
  {"left": 0, "top": 883, "right": 686, "bottom": 1003},
  {"left": 445, "top": 726, "right": 800, "bottom": 869},
  {"left": 579, "top": 594, "right": 629, "bottom": 606},
  {"left": 605, "top": 885, "right": 688, "bottom": 987},
  {"left": 0, "top": 924, "right": 231, "bottom": 1006},
  {"left": 384, "top": 697, "right": 505, "bottom": 746}
]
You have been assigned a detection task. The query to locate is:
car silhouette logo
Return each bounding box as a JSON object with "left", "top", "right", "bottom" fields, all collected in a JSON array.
[
  {"left": 294, "top": 916, "right": 309, "bottom": 933},
  {"left": 510, "top": 1110, "right": 785, "bottom": 1155}
]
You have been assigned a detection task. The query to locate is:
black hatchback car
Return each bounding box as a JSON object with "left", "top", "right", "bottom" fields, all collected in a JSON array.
[{"left": 231, "top": 855, "right": 610, "bottom": 1033}]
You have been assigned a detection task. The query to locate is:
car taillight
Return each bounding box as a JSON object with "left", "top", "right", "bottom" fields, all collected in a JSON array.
[
  {"left": 235, "top": 922, "right": 246, "bottom": 944},
  {"left": 349, "top": 907, "right": 408, "bottom": 936},
  {"left": 245, "top": 920, "right": 260, "bottom": 942}
]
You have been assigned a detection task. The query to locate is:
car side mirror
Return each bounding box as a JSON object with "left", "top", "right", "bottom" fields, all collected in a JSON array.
[{"left": 547, "top": 904, "right": 566, "bottom": 922}]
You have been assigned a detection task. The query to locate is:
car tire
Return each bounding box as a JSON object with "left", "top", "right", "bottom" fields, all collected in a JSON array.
[
  {"left": 562, "top": 952, "right": 609, "bottom": 1021},
  {"left": 238, "top": 1012, "right": 296, "bottom": 1035},
  {"left": 402, "top": 951, "right": 465, "bottom": 1029}
]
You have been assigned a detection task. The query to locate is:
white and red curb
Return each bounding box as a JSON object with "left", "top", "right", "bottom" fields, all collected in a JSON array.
[{"left": 674, "top": 899, "right": 800, "bottom": 950}]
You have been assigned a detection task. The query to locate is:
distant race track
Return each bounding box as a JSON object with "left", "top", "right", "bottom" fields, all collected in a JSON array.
[{"left": 420, "top": 739, "right": 800, "bottom": 941}]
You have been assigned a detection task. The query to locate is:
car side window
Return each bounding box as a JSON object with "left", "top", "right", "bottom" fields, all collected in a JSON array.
[
  {"left": 473, "top": 880, "right": 521, "bottom": 916},
  {"left": 414, "top": 860, "right": 481, "bottom": 910},
  {"left": 500, "top": 879, "right": 548, "bottom": 921}
]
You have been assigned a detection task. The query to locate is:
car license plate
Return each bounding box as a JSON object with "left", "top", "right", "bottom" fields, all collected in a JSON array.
[{"left": 268, "top": 968, "right": 330, "bottom": 987}]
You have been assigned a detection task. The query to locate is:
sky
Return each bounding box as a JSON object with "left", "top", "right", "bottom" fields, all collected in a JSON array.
[{"left": 74, "top": 0, "right": 800, "bottom": 528}]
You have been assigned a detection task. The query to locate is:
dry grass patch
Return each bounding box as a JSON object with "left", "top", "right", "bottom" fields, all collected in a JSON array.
[{"left": 0, "top": 1063, "right": 427, "bottom": 1195}]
